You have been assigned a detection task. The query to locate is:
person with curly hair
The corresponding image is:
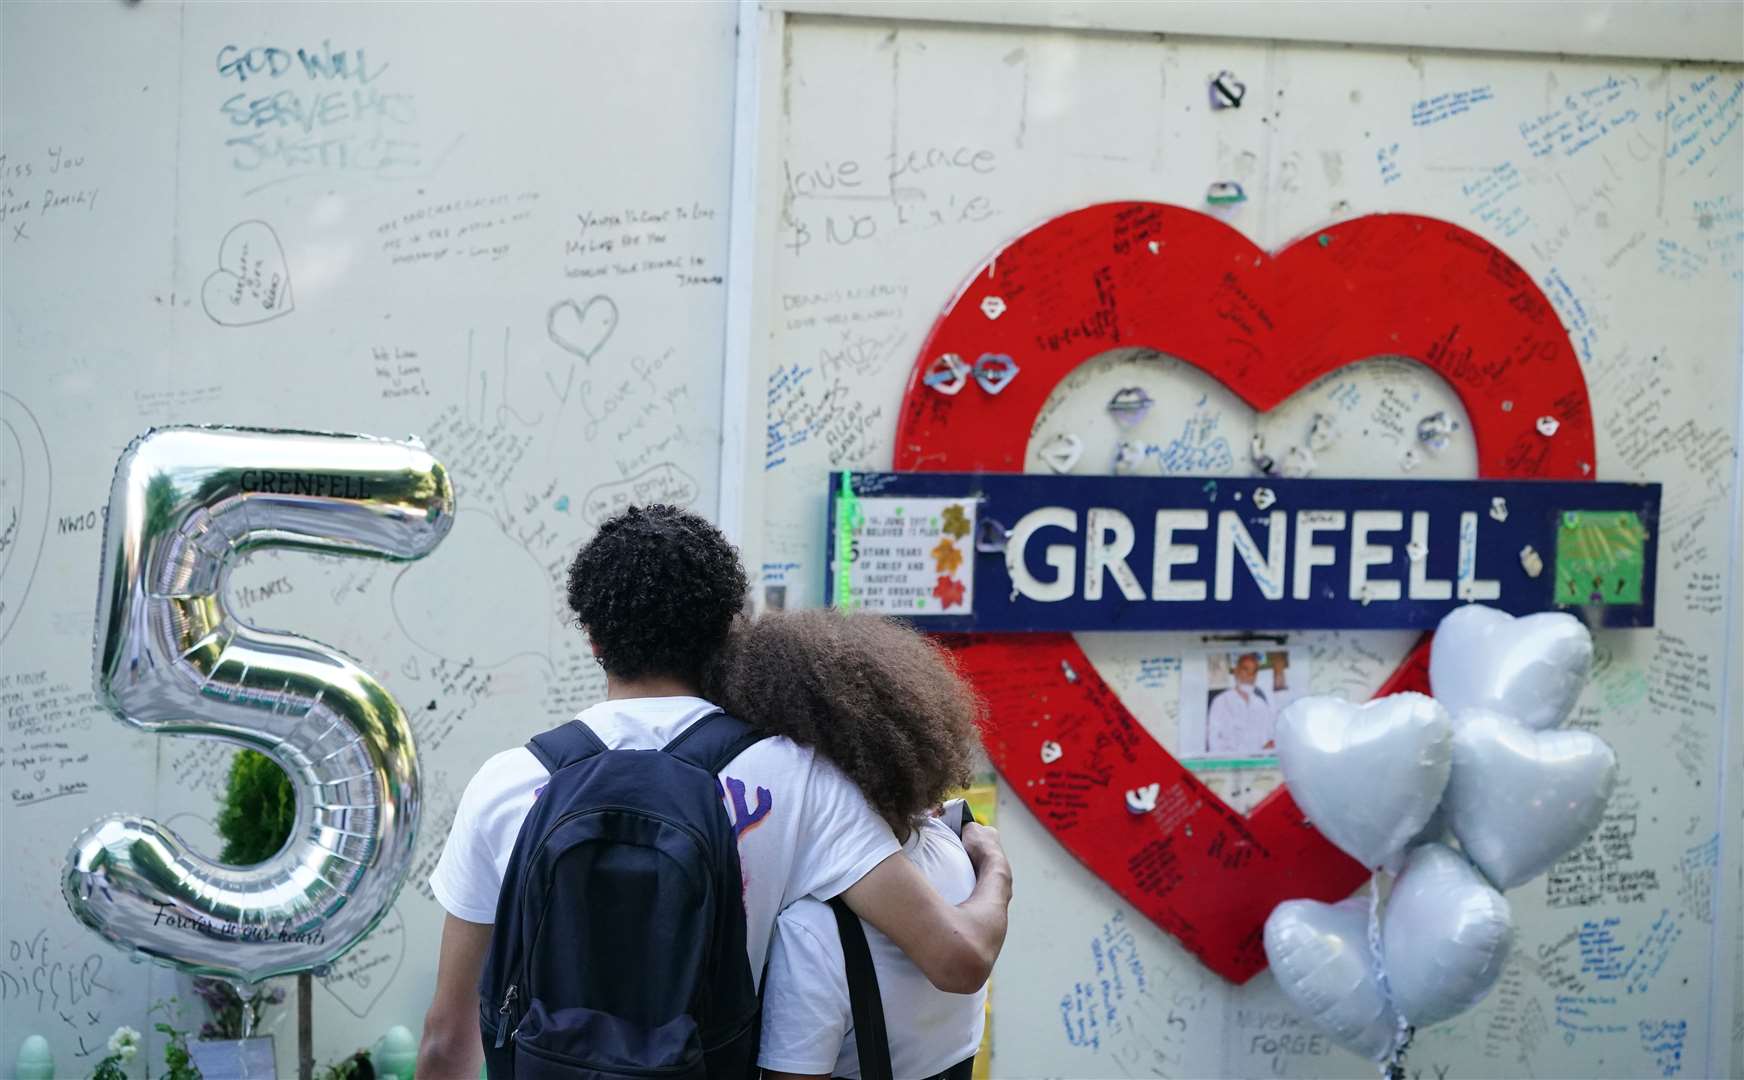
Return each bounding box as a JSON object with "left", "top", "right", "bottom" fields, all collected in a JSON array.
[
  {"left": 418, "top": 505, "right": 1012, "bottom": 1078},
  {"left": 704, "top": 609, "right": 990, "bottom": 1080}
]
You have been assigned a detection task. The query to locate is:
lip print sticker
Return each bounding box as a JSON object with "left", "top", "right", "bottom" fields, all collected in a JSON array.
[
  {"left": 923, "top": 352, "right": 972, "bottom": 395},
  {"left": 894, "top": 202, "right": 1594, "bottom": 983},
  {"left": 202, "top": 220, "right": 294, "bottom": 327},
  {"left": 1039, "top": 433, "right": 1084, "bottom": 474}
]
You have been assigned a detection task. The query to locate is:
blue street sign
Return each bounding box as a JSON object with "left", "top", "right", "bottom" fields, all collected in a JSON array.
[{"left": 824, "top": 472, "right": 1660, "bottom": 631}]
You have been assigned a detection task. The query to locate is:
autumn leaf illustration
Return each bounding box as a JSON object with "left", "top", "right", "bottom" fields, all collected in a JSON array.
[
  {"left": 932, "top": 537, "right": 964, "bottom": 575},
  {"left": 933, "top": 574, "right": 966, "bottom": 609},
  {"left": 940, "top": 504, "right": 971, "bottom": 539}
]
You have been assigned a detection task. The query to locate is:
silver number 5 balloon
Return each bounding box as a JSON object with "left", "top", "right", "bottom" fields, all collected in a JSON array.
[{"left": 64, "top": 427, "right": 455, "bottom": 983}]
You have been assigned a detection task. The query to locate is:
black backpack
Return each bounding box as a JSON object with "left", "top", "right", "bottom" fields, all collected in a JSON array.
[{"left": 479, "top": 711, "right": 769, "bottom": 1079}]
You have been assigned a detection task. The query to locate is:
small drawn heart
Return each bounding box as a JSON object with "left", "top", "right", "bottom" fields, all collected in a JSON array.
[
  {"left": 547, "top": 295, "right": 619, "bottom": 362},
  {"left": 201, "top": 221, "right": 294, "bottom": 327},
  {"left": 1039, "top": 739, "right": 1063, "bottom": 764},
  {"left": 318, "top": 906, "right": 405, "bottom": 1019},
  {"left": 1443, "top": 707, "right": 1616, "bottom": 890}
]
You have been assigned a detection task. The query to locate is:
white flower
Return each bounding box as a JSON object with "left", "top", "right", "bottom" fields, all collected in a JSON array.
[{"left": 107, "top": 1025, "right": 141, "bottom": 1061}]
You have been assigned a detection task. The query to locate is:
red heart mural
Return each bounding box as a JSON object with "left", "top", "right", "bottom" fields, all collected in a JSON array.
[{"left": 893, "top": 203, "right": 1595, "bottom": 983}]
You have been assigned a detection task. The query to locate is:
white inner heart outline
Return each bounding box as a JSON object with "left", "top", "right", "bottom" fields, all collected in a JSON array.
[{"left": 1024, "top": 349, "right": 1478, "bottom": 814}]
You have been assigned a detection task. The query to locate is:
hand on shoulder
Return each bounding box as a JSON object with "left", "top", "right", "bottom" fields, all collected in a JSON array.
[{"left": 961, "top": 821, "right": 1009, "bottom": 887}]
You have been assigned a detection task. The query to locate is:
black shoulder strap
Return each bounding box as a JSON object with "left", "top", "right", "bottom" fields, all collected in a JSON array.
[
  {"left": 662, "top": 709, "right": 769, "bottom": 773},
  {"left": 829, "top": 897, "right": 894, "bottom": 1080},
  {"left": 525, "top": 719, "right": 609, "bottom": 773}
]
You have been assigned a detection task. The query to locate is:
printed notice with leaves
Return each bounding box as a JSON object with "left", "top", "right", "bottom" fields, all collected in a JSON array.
[{"left": 841, "top": 496, "right": 975, "bottom": 615}]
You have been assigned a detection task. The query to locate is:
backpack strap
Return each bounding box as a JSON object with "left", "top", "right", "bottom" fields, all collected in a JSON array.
[
  {"left": 662, "top": 709, "right": 769, "bottom": 774},
  {"left": 525, "top": 719, "right": 609, "bottom": 773},
  {"left": 828, "top": 897, "right": 894, "bottom": 1080}
]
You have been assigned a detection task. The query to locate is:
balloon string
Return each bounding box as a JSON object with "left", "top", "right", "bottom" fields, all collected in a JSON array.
[
  {"left": 233, "top": 979, "right": 256, "bottom": 1039},
  {"left": 1366, "top": 872, "right": 1414, "bottom": 1079}
]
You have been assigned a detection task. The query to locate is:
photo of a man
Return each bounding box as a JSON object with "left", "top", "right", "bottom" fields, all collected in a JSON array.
[
  {"left": 1206, "top": 652, "right": 1290, "bottom": 753},
  {"left": 1178, "top": 647, "right": 1306, "bottom": 765}
]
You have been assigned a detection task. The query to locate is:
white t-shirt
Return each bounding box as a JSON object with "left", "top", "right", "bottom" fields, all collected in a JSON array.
[
  {"left": 1207, "top": 682, "right": 1295, "bottom": 754},
  {"left": 428, "top": 696, "right": 902, "bottom": 983},
  {"left": 758, "top": 816, "right": 986, "bottom": 1080}
]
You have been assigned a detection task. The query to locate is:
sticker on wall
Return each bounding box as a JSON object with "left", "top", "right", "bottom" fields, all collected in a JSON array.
[
  {"left": 1209, "top": 70, "right": 1247, "bottom": 110},
  {"left": 1039, "top": 433, "right": 1084, "bottom": 474},
  {"left": 1107, "top": 387, "right": 1155, "bottom": 427},
  {"left": 973, "top": 353, "right": 1020, "bottom": 395},
  {"left": 923, "top": 352, "right": 971, "bottom": 395},
  {"left": 836, "top": 495, "right": 976, "bottom": 615},
  {"left": 1554, "top": 510, "right": 1647, "bottom": 605},
  {"left": 1207, "top": 181, "right": 1247, "bottom": 205}
]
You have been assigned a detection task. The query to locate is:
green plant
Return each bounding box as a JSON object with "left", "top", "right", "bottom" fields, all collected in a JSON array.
[
  {"left": 148, "top": 997, "right": 202, "bottom": 1079},
  {"left": 155, "top": 1022, "right": 201, "bottom": 1080},
  {"left": 194, "top": 751, "right": 296, "bottom": 1041},
  {"left": 216, "top": 749, "right": 297, "bottom": 864}
]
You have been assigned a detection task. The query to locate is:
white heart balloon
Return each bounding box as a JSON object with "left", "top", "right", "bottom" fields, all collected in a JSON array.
[
  {"left": 1444, "top": 707, "right": 1617, "bottom": 890},
  {"left": 1429, "top": 605, "right": 1593, "bottom": 730},
  {"left": 1264, "top": 898, "right": 1401, "bottom": 1061},
  {"left": 1276, "top": 693, "right": 1453, "bottom": 869},
  {"left": 1381, "top": 844, "right": 1514, "bottom": 1025},
  {"left": 1380, "top": 802, "right": 1449, "bottom": 876}
]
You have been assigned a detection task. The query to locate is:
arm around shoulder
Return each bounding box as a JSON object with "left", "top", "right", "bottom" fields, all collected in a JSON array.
[
  {"left": 839, "top": 821, "right": 1012, "bottom": 995},
  {"left": 418, "top": 914, "right": 493, "bottom": 1079}
]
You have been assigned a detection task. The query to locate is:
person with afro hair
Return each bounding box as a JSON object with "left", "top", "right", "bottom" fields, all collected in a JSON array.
[
  {"left": 704, "top": 609, "right": 992, "bottom": 1079},
  {"left": 419, "top": 505, "right": 1012, "bottom": 1078},
  {"left": 565, "top": 503, "right": 750, "bottom": 688}
]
